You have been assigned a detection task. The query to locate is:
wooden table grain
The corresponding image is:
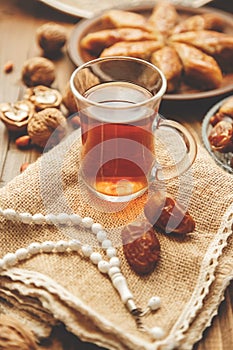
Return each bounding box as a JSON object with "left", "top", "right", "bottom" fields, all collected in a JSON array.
[{"left": 0, "top": 1, "right": 232, "bottom": 349}]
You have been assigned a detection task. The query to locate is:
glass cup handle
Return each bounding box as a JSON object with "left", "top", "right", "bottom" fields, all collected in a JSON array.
[{"left": 150, "top": 119, "right": 197, "bottom": 182}]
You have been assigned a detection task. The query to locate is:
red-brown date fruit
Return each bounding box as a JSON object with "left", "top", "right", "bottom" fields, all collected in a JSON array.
[
  {"left": 208, "top": 120, "right": 233, "bottom": 153},
  {"left": 209, "top": 112, "right": 233, "bottom": 127},
  {"left": 219, "top": 96, "right": 233, "bottom": 118},
  {"left": 121, "top": 220, "right": 160, "bottom": 275},
  {"left": 144, "top": 191, "right": 195, "bottom": 234}
]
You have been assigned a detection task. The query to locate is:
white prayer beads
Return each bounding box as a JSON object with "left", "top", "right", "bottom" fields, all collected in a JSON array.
[
  {"left": 0, "top": 207, "right": 165, "bottom": 341},
  {"left": 149, "top": 326, "right": 165, "bottom": 340}
]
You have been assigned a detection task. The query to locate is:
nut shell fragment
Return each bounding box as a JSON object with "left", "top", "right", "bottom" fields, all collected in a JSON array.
[{"left": 122, "top": 220, "right": 160, "bottom": 275}]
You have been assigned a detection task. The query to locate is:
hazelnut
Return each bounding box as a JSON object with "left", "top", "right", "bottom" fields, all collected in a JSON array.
[
  {"left": 27, "top": 107, "right": 67, "bottom": 148},
  {"left": 24, "top": 85, "right": 62, "bottom": 111},
  {"left": 122, "top": 220, "right": 160, "bottom": 275},
  {"left": 3, "top": 60, "right": 14, "bottom": 73},
  {"left": 15, "top": 135, "right": 32, "bottom": 149},
  {"left": 36, "top": 22, "right": 67, "bottom": 54},
  {"left": 0, "top": 100, "right": 34, "bottom": 133},
  {"left": 144, "top": 191, "right": 195, "bottom": 235},
  {"left": 21, "top": 57, "right": 55, "bottom": 87},
  {"left": 0, "top": 314, "right": 38, "bottom": 350}
]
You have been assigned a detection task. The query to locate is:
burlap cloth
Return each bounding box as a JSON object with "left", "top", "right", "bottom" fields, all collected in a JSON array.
[{"left": 0, "top": 127, "right": 233, "bottom": 350}]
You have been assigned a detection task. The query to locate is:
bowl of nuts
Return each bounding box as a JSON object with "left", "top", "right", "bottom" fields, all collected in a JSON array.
[{"left": 202, "top": 95, "right": 233, "bottom": 173}]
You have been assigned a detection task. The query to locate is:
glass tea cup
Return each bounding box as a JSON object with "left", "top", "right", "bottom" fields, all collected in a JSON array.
[{"left": 70, "top": 57, "right": 197, "bottom": 202}]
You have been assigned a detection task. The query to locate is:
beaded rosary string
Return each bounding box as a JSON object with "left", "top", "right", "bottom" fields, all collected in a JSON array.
[{"left": 0, "top": 207, "right": 165, "bottom": 340}]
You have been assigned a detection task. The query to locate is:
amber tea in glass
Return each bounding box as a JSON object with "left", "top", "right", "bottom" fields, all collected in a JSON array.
[{"left": 70, "top": 57, "right": 197, "bottom": 202}]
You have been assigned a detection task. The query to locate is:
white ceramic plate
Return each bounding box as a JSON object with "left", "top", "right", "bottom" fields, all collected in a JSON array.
[{"left": 38, "top": 0, "right": 142, "bottom": 18}]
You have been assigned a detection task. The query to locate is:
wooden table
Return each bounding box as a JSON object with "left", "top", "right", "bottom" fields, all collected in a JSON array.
[{"left": 0, "top": 1, "right": 232, "bottom": 349}]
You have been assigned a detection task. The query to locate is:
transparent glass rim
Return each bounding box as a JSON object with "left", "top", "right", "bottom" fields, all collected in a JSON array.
[{"left": 70, "top": 56, "right": 167, "bottom": 110}]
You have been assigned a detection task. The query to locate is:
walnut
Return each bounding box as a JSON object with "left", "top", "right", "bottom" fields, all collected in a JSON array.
[
  {"left": 63, "top": 65, "right": 100, "bottom": 115},
  {"left": 27, "top": 107, "right": 67, "bottom": 148},
  {"left": 62, "top": 82, "right": 78, "bottom": 114},
  {"left": 0, "top": 100, "right": 34, "bottom": 133},
  {"left": 24, "top": 85, "right": 62, "bottom": 111},
  {"left": 0, "top": 314, "right": 38, "bottom": 350},
  {"left": 121, "top": 220, "right": 160, "bottom": 275},
  {"left": 36, "top": 22, "right": 67, "bottom": 55},
  {"left": 21, "top": 57, "right": 55, "bottom": 87}
]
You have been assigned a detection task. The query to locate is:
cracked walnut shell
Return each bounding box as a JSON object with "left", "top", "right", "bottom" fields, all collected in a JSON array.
[
  {"left": 24, "top": 85, "right": 62, "bottom": 111},
  {"left": 27, "top": 107, "right": 67, "bottom": 148},
  {"left": 0, "top": 100, "right": 34, "bottom": 133},
  {"left": 36, "top": 22, "right": 67, "bottom": 54},
  {"left": 22, "top": 57, "right": 55, "bottom": 87}
]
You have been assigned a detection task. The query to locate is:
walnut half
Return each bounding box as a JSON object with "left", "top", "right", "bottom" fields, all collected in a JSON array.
[
  {"left": 0, "top": 100, "right": 34, "bottom": 133},
  {"left": 24, "top": 85, "right": 62, "bottom": 111}
]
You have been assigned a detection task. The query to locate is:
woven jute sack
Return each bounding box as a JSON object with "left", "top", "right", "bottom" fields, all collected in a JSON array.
[{"left": 0, "top": 128, "right": 232, "bottom": 350}]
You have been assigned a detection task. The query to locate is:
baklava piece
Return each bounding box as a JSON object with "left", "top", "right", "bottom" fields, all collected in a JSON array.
[
  {"left": 151, "top": 46, "right": 183, "bottom": 92},
  {"left": 100, "top": 40, "right": 162, "bottom": 60},
  {"left": 101, "top": 10, "right": 148, "bottom": 30},
  {"left": 172, "top": 13, "right": 225, "bottom": 34},
  {"left": 170, "top": 30, "right": 233, "bottom": 71},
  {"left": 80, "top": 28, "right": 157, "bottom": 55},
  {"left": 147, "top": 1, "right": 178, "bottom": 37},
  {"left": 172, "top": 42, "right": 223, "bottom": 90}
]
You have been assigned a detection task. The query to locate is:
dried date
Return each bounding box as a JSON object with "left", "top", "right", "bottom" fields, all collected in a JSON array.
[
  {"left": 219, "top": 96, "right": 233, "bottom": 118},
  {"left": 144, "top": 191, "right": 195, "bottom": 235},
  {"left": 208, "top": 120, "right": 233, "bottom": 153},
  {"left": 209, "top": 112, "right": 233, "bottom": 127},
  {"left": 121, "top": 220, "right": 160, "bottom": 275}
]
